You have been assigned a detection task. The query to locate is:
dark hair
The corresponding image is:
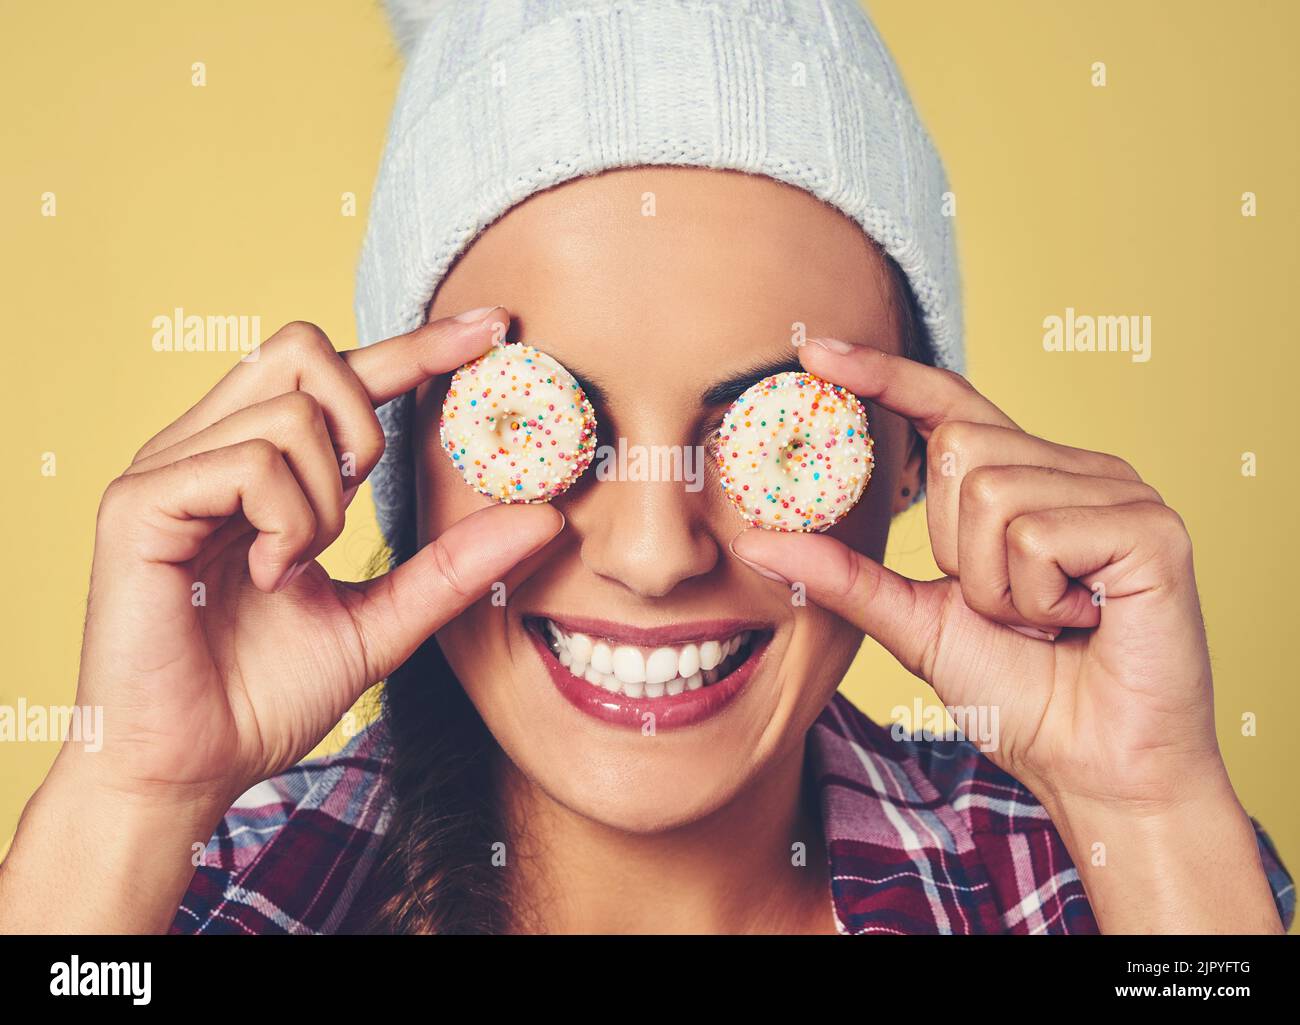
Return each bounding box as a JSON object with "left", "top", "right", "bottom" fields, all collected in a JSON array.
[
  {"left": 361, "top": 247, "right": 933, "bottom": 934},
  {"left": 361, "top": 636, "right": 509, "bottom": 933}
]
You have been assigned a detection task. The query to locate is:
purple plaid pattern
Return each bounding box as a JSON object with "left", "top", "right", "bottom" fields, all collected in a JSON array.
[{"left": 172, "top": 692, "right": 1294, "bottom": 935}]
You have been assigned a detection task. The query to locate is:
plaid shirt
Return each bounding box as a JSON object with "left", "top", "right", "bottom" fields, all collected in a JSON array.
[{"left": 171, "top": 692, "right": 1295, "bottom": 935}]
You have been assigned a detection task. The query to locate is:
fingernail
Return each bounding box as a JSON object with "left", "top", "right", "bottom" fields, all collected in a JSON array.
[
  {"left": 728, "top": 536, "right": 791, "bottom": 584},
  {"left": 453, "top": 305, "right": 503, "bottom": 324},
  {"left": 273, "top": 561, "right": 311, "bottom": 592},
  {"left": 808, "top": 336, "right": 855, "bottom": 355},
  {"left": 1010, "top": 624, "right": 1060, "bottom": 642},
  {"left": 541, "top": 509, "right": 566, "bottom": 542}
]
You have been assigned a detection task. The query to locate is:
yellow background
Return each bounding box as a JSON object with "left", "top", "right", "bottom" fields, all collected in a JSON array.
[{"left": 2, "top": 0, "right": 1296, "bottom": 924}]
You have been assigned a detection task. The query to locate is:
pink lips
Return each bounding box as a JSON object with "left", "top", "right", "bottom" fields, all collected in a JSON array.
[{"left": 526, "top": 618, "right": 770, "bottom": 730}]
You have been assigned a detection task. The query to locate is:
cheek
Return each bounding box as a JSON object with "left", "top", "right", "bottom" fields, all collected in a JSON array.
[
  {"left": 790, "top": 608, "right": 864, "bottom": 703},
  {"left": 417, "top": 449, "right": 486, "bottom": 547}
]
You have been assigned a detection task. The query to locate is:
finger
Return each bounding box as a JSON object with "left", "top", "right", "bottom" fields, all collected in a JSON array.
[
  {"left": 956, "top": 466, "right": 1162, "bottom": 629},
  {"left": 1004, "top": 501, "right": 1195, "bottom": 631},
  {"left": 134, "top": 321, "right": 354, "bottom": 463},
  {"left": 341, "top": 305, "right": 508, "bottom": 406},
  {"left": 729, "top": 527, "right": 948, "bottom": 681},
  {"left": 799, "top": 340, "right": 1018, "bottom": 439},
  {"left": 340, "top": 503, "right": 565, "bottom": 683},
  {"left": 133, "top": 306, "right": 503, "bottom": 466},
  {"left": 100, "top": 438, "right": 317, "bottom": 591},
  {"left": 926, "top": 422, "right": 1146, "bottom": 573},
  {"left": 127, "top": 391, "right": 349, "bottom": 562}
]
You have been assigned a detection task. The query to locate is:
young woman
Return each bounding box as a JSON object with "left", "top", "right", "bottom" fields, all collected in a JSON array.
[{"left": 0, "top": 0, "right": 1291, "bottom": 934}]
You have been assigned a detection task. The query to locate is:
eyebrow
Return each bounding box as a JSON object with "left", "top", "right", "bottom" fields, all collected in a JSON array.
[
  {"left": 556, "top": 353, "right": 804, "bottom": 411},
  {"left": 700, "top": 355, "right": 804, "bottom": 406}
]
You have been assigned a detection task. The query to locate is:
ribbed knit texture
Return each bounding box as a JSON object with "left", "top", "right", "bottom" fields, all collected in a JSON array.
[{"left": 357, "top": 0, "right": 962, "bottom": 558}]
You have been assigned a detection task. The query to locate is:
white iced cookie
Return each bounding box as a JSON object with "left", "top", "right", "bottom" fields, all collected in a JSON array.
[
  {"left": 440, "top": 343, "right": 597, "bottom": 503},
  {"left": 714, "top": 371, "right": 874, "bottom": 531}
]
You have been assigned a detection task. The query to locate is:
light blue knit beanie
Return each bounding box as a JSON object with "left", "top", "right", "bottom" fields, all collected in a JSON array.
[{"left": 357, "top": 0, "right": 962, "bottom": 558}]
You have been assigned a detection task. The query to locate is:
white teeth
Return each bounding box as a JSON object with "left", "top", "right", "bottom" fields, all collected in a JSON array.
[
  {"left": 699, "top": 640, "right": 723, "bottom": 671},
  {"left": 612, "top": 646, "right": 646, "bottom": 685},
  {"left": 678, "top": 643, "right": 700, "bottom": 679},
  {"left": 543, "top": 621, "right": 757, "bottom": 699},
  {"left": 568, "top": 632, "right": 594, "bottom": 664},
  {"left": 645, "top": 647, "right": 678, "bottom": 686}
]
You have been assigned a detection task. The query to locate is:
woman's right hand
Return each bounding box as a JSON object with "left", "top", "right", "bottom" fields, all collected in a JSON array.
[
  {"left": 79, "top": 308, "right": 562, "bottom": 802},
  {"left": 0, "top": 308, "right": 563, "bottom": 932}
]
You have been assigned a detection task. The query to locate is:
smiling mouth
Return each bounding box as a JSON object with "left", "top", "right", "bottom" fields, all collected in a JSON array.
[{"left": 524, "top": 616, "right": 772, "bottom": 729}]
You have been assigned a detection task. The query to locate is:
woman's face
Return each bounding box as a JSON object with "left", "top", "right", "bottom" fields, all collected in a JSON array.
[{"left": 413, "top": 167, "right": 916, "bottom": 833}]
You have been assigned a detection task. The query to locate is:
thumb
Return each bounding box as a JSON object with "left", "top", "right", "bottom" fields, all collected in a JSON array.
[
  {"left": 729, "top": 527, "right": 945, "bottom": 680},
  {"left": 345, "top": 503, "right": 565, "bottom": 682}
]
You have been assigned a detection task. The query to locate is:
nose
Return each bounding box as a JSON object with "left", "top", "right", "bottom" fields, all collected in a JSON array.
[{"left": 572, "top": 474, "right": 719, "bottom": 598}]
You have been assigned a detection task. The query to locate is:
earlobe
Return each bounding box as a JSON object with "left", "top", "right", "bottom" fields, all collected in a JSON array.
[{"left": 891, "top": 430, "right": 926, "bottom": 515}]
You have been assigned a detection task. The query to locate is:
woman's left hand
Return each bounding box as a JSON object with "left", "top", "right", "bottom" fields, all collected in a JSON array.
[{"left": 730, "top": 338, "right": 1283, "bottom": 933}]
